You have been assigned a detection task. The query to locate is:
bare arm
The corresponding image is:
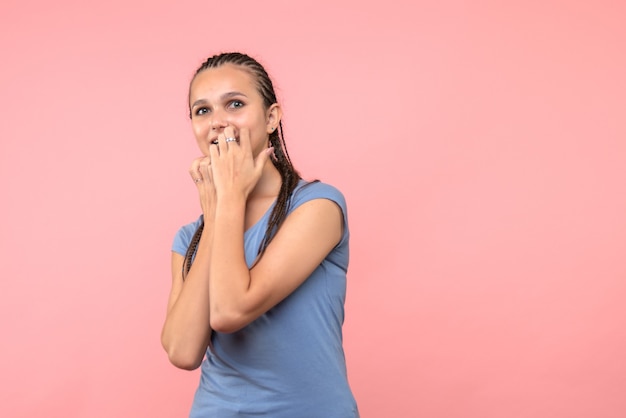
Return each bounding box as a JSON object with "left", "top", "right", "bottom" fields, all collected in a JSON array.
[
  {"left": 161, "top": 156, "right": 216, "bottom": 370},
  {"left": 207, "top": 128, "right": 344, "bottom": 333},
  {"left": 161, "top": 227, "right": 214, "bottom": 370},
  {"left": 209, "top": 195, "right": 343, "bottom": 333}
]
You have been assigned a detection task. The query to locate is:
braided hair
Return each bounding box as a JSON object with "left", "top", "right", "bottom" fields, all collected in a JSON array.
[{"left": 183, "top": 52, "right": 303, "bottom": 279}]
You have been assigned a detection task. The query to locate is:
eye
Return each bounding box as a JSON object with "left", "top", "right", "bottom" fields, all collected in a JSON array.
[
  {"left": 194, "top": 107, "right": 209, "bottom": 116},
  {"left": 228, "top": 100, "right": 244, "bottom": 109}
]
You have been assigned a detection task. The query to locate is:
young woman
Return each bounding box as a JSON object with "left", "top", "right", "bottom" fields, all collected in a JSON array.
[{"left": 161, "top": 52, "right": 359, "bottom": 417}]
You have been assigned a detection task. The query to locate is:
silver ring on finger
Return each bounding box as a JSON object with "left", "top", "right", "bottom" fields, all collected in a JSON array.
[
  {"left": 225, "top": 137, "right": 237, "bottom": 143},
  {"left": 194, "top": 178, "right": 202, "bottom": 183}
]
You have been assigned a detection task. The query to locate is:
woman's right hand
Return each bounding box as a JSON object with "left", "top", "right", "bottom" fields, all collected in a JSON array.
[{"left": 189, "top": 156, "right": 217, "bottom": 218}]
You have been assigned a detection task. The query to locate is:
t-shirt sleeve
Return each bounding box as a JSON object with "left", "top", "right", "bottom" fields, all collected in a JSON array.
[
  {"left": 171, "top": 215, "right": 203, "bottom": 256},
  {"left": 290, "top": 182, "right": 349, "bottom": 247}
]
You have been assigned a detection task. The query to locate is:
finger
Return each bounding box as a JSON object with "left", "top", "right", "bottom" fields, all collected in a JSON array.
[
  {"left": 215, "top": 132, "right": 227, "bottom": 156},
  {"left": 238, "top": 127, "right": 251, "bottom": 156},
  {"left": 189, "top": 157, "right": 204, "bottom": 184},
  {"left": 198, "top": 157, "right": 212, "bottom": 181},
  {"left": 254, "top": 146, "right": 272, "bottom": 176},
  {"left": 209, "top": 142, "right": 220, "bottom": 165},
  {"left": 223, "top": 126, "right": 238, "bottom": 149}
]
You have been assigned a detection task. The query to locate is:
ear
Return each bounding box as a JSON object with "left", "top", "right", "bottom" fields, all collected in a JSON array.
[{"left": 266, "top": 103, "right": 282, "bottom": 134}]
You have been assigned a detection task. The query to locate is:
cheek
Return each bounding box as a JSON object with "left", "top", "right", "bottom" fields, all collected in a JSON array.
[
  {"left": 230, "top": 116, "right": 265, "bottom": 138},
  {"left": 192, "top": 122, "right": 206, "bottom": 141}
]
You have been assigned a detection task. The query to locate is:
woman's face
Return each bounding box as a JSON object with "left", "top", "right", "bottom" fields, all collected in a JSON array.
[{"left": 189, "top": 64, "right": 280, "bottom": 157}]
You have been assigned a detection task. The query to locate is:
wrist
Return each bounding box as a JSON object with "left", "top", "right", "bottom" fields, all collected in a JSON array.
[
  {"left": 214, "top": 193, "right": 246, "bottom": 223},
  {"left": 202, "top": 207, "right": 216, "bottom": 222},
  {"left": 216, "top": 191, "right": 247, "bottom": 208}
]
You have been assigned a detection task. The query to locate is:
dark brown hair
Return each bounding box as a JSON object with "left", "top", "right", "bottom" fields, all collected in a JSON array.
[{"left": 183, "top": 52, "right": 302, "bottom": 278}]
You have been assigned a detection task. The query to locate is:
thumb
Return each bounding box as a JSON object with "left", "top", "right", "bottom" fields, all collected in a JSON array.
[{"left": 254, "top": 146, "right": 273, "bottom": 174}]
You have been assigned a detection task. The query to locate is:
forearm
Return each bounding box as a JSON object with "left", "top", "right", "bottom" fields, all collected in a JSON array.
[
  {"left": 161, "top": 223, "right": 215, "bottom": 369},
  {"left": 209, "top": 193, "right": 253, "bottom": 332}
]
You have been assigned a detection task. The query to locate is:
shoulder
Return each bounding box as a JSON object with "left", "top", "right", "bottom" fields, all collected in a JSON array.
[
  {"left": 171, "top": 215, "right": 203, "bottom": 255},
  {"left": 290, "top": 180, "right": 347, "bottom": 214},
  {"left": 289, "top": 180, "right": 349, "bottom": 244}
]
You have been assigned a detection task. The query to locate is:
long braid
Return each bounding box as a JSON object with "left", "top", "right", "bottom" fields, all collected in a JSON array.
[
  {"left": 183, "top": 221, "right": 204, "bottom": 277},
  {"left": 256, "top": 121, "right": 303, "bottom": 260},
  {"left": 182, "top": 52, "right": 302, "bottom": 279}
]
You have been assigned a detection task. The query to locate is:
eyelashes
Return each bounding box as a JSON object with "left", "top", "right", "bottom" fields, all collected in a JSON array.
[
  {"left": 195, "top": 107, "right": 208, "bottom": 116},
  {"left": 193, "top": 100, "right": 245, "bottom": 117},
  {"left": 228, "top": 100, "right": 245, "bottom": 109}
]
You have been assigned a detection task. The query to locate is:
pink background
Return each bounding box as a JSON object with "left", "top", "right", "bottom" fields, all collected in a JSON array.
[{"left": 1, "top": 0, "right": 625, "bottom": 417}]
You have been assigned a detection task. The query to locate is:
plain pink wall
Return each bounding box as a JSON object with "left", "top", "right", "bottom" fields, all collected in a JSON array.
[{"left": 1, "top": 0, "right": 625, "bottom": 417}]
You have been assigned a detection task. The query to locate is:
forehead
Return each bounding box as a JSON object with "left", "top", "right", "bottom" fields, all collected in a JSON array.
[{"left": 190, "top": 64, "right": 258, "bottom": 100}]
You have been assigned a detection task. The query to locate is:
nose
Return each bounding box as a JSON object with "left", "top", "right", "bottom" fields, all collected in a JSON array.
[{"left": 209, "top": 108, "right": 228, "bottom": 131}]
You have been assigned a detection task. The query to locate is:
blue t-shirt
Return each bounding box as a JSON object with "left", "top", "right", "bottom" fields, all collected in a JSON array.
[{"left": 172, "top": 180, "right": 359, "bottom": 418}]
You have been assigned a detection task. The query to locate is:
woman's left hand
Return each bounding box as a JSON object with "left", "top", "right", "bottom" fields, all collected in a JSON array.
[{"left": 209, "top": 127, "right": 272, "bottom": 199}]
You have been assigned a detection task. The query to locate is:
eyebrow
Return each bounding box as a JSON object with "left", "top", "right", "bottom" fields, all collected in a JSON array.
[{"left": 191, "top": 91, "right": 249, "bottom": 109}]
